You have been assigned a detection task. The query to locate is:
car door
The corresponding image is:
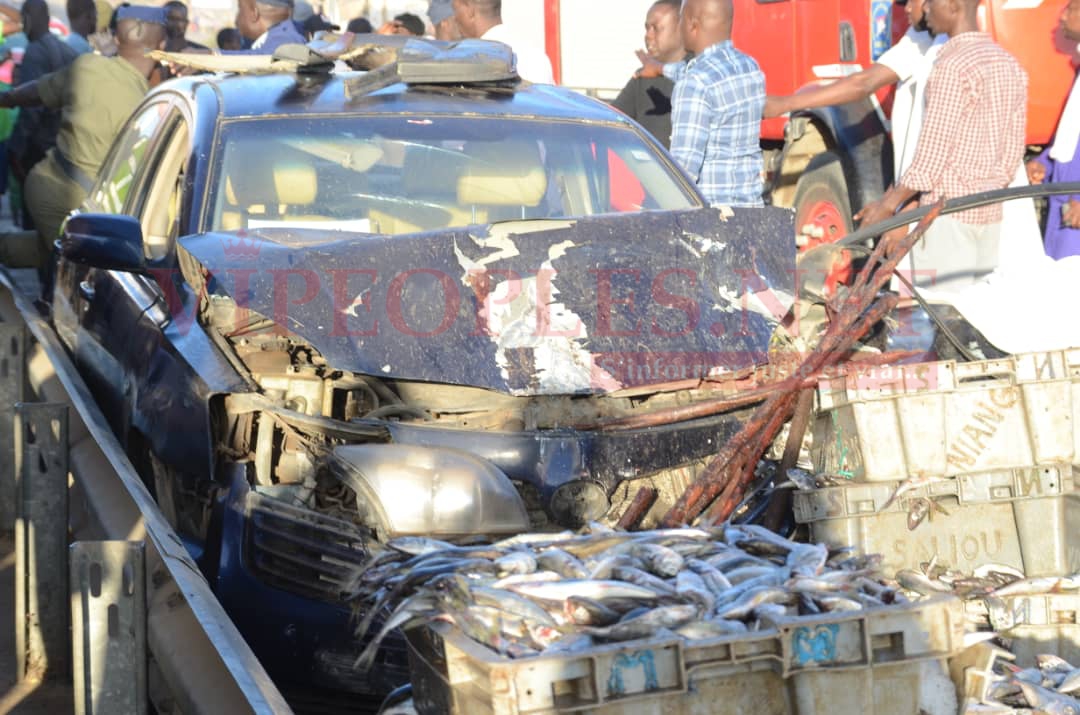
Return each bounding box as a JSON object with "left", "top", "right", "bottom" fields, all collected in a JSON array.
[{"left": 53, "top": 97, "right": 180, "bottom": 433}]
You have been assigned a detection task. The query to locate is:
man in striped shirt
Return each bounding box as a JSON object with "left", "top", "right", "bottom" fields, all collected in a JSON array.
[
  {"left": 856, "top": 0, "right": 1027, "bottom": 292},
  {"left": 665, "top": 0, "right": 765, "bottom": 207}
]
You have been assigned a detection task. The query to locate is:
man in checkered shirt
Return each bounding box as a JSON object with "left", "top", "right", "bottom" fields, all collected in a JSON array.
[
  {"left": 663, "top": 0, "right": 765, "bottom": 207},
  {"left": 856, "top": 0, "right": 1027, "bottom": 293}
]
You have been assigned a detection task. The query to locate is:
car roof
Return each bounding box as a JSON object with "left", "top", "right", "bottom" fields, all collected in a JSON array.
[{"left": 163, "top": 71, "right": 633, "bottom": 125}]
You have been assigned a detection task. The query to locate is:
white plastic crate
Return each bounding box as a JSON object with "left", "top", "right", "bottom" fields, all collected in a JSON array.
[
  {"left": 406, "top": 596, "right": 965, "bottom": 715},
  {"left": 812, "top": 349, "right": 1080, "bottom": 482},
  {"left": 792, "top": 464, "right": 1080, "bottom": 576},
  {"left": 965, "top": 593, "right": 1080, "bottom": 665}
]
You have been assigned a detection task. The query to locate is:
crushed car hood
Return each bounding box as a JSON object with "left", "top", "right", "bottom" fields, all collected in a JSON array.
[{"left": 180, "top": 208, "right": 795, "bottom": 395}]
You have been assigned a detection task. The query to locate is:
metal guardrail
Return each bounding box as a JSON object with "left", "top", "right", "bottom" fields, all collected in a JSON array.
[{"left": 0, "top": 268, "right": 293, "bottom": 714}]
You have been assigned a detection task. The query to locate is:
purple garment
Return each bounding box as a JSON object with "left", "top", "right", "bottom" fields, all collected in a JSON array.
[{"left": 1035, "top": 143, "right": 1080, "bottom": 259}]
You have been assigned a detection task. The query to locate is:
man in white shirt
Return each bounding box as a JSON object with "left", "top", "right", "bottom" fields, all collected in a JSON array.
[
  {"left": 452, "top": 0, "right": 555, "bottom": 84},
  {"left": 764, "top": 0, "right": 943, "bottom": 181},
  {"left": 764, "top": 0, "right": 1040, "bottom": 279}
]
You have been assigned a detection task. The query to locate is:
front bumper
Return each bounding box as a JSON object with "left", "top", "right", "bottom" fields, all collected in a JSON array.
[{"left": 211, "top": 469, "right": 409, "bottom": 697}]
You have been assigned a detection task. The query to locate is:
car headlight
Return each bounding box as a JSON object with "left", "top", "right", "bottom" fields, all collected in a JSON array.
[{"left": 330, "top": 444, "right": 529, "bottom": 539}]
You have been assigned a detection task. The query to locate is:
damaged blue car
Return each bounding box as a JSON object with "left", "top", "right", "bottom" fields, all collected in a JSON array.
[{"left": 50, "top": 40, "right": 795, "bottom": 706}]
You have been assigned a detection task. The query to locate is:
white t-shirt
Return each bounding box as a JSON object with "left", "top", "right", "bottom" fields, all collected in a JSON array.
[
  {"left": 482, "top": 23, "right": 555, "bottom": 85},
  {"left": 877, "top": 29, "right": 946, "bottom": 180}
]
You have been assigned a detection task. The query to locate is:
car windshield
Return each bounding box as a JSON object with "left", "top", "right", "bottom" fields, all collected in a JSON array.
[{"left": 208, "top": 115, "right": 700, "bottom": 236}]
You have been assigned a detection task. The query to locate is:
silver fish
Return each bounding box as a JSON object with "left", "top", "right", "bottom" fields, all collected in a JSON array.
[
  {"left": 354, "top": 593, "right": 436, "bottom": 670},
  {"left": 675, "top": 619, "right": 748, "bottom": 639},
  {"left": 716, "top": 587, "right": 793, "bottom": 620},
  {"left": 995, "top": 575, "right": 1080, "bottom": 598},
  {"left": 881, "top": 474, "right": 949, "bottom": 510},
  {"left": 564, "top": 596, "right": 621, "bottom": 627},
  {"left": 705, "top": 551, "right": 768, "bottom": 572},
  {"left": 786, "top": 543, "right": 828, "bottom": 577},
  {"left": 1058, "top": 669, "right": 1080, "bottom": 695},
  {"left": 612, "top": 565, "right": 678, "bottom": 597},
  {"left": 587, "top": 554, "right": 639, "bottom": 580},
  {"left": 506, "top": 579, "right": 661, "bottom": 603},
  {"left": 725, "top": 565, "right": 779, "bottom": 585},
  {"left": 817, "top": 596, "right": 863, "bottom": 612},
  {"left": 492, "top": 571, "right": 562, "bottom": 589},
  {"left": 895, "top": 569, "right": 952, "bottom": 595},
  {"left": 630, "top": 543, "right": 685, "bottom": 578},
  {"left": 676, "top": 570, "right": 716, "bottom": 614},
  {"left": 1039, "top": 654, "right": 1076, "bottom": 674},
  {"left": 536, "top": 548, "right": 589, "bottom": 579},
  {"left": 686, "top": 559, "right": 733, "bottom": 595},
  {"left": 386, "top": 536, "right": 459, "bottom": 556},
  {"left": 494, "top": 551, "right": 538, "bottom": 576},
  {"left": 583, "top": 605, "right": 699, "bottom": 641},
  {"left": 1017, "top": 680, "right": 1080, "bottom": 715},
  {"left": 470, "top": 587, "right": 557, "bottom": 627}
]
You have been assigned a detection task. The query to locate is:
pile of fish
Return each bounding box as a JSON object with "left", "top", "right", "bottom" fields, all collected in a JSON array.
[
  {"left": 345, "top": 523, "right": 902, "bottom": 669},
  {"left": 893, "top": 559, "right": 1080, "bottom": 630},
  {"left": 972, "top": 654, "right": 1080, "bottom": 713},
  {"left": 895, "top": 560, "right": 1049, "bottom": 600}
]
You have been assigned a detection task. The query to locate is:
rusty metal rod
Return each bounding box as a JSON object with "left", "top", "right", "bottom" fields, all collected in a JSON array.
[
  {"left": 585, "top": 349, "right": 922, "bottom": 432},
  {"left": 659, "top": 206, "right": 940, "bottom": 528},
  {"left": 616, "top": 487, "right": 658, "bottom": 531},
  {"left": 762, "top": 387, "right": 815, "bottom": 532}
]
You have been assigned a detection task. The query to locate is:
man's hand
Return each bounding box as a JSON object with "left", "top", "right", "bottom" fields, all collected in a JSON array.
[
  {"left": 854, "top": 198, "right": 896, "bottom": 228},
  {"left": 1062, "top": 198, "right": 1080, "bottom": 228},
  {"left": 1026, "top": 158, "right": 1046, "bottom": 185},
  {"left": 634, "top": 49, "right": 664, "bottom": 79},
  {"left": 763, "top": 96, "right": 789, "bottom": 118}
]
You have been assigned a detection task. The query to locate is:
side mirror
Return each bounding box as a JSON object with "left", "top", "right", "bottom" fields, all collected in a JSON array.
[{"left": 59, "top": 213, "right": 146, "bottom": 273}]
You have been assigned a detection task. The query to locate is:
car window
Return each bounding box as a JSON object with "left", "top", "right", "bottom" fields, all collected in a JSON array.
[
  {"left": 136, "top": 116, "right": 190, "bottom": 260},
  {"left": 208, "top": 115, "right": 700, "bottom": 236},
  {"left": 91, "top": 100, "right": 173, "bottom": 215}
]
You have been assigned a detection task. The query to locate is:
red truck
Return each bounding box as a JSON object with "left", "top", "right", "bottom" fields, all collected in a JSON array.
[
  {"left": 737, "top": 0, "right": 1075, "bottom": 246},
  {"left": 525, "top": 0, "right": 1073, "bottom": 249}
]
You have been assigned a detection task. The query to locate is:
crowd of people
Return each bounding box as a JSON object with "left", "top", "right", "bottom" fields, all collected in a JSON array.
[{"left": 0, "top": 0, "right": 1072, "bottom": 290}]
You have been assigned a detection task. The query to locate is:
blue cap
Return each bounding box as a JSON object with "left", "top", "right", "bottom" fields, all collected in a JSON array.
[
  {"left": 428, "top": 0, "right": 453, "bottom": 25},
  {"left": 115, "top": 5, "right": 168, "bottom": 25}
]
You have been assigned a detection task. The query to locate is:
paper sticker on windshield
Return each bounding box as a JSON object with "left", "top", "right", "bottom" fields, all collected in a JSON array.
[{"left": 630, "top": 150, "right": 651, "bottom": 162}]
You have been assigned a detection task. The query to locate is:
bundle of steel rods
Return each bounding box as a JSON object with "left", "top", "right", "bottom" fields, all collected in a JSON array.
[{"left": 655, "top": 205, "right": 943, "bottom": 527}]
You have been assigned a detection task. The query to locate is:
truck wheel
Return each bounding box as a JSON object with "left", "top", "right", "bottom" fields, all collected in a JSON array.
[{"left": 793, "top": 153, "right": 854, "bottom": 294}]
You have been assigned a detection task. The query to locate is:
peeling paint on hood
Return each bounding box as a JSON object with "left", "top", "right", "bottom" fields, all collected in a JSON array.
[{"left": 179, "top": 207, "right": 796, "bottom": 396}]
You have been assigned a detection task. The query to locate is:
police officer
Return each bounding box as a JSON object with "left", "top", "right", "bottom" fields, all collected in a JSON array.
[
  {"left": 233, "top": 0, "right": 305, "bottom": 54},
  {"left": 0, "top": 5, "right": 167, "bottom": 266}
]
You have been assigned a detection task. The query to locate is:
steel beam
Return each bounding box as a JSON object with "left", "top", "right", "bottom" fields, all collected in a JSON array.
[
  {"left": 0, "top": 322, "right": 25, "bottom": 529},
  {"left": 15, "top": 401, "right": 69, "bottom": 681},
  {"left": 71, "top": 540, "right": 147, "bottom": 715}
]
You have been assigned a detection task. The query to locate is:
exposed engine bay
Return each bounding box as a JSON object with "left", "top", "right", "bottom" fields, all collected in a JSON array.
[{"left": 212, "top": 306, "right": 754, "bottom": 539}]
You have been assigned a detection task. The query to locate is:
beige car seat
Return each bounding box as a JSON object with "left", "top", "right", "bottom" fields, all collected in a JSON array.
[{"left": 219, "top": 147, "right": 324, "bottom": 230}]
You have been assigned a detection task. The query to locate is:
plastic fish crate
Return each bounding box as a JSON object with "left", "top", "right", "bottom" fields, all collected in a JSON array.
[
  {"left": 812, "top": 349, "right": 1080, "bottom": 482},
  {"left": 792, "top": 464, "right": 1080, "bottom": 576},
  {"left": 405, "top": 595, "right": 965, "bottom": 715},
  {"left": 964, "top": 593, "right": 1080, "bottom": 665}
]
